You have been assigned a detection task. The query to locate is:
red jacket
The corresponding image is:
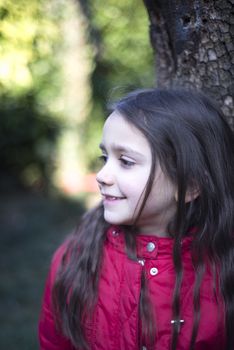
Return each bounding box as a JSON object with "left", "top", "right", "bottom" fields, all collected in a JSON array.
[{"left": 39, "top": 226, "right": 225, "bottom": 350}]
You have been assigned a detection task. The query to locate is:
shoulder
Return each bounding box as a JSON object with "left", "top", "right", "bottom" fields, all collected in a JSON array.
[
  {"left": 39, "top": 238, "right": 74, "bottom": 350},
  {"left": 39, "top": 238, "right": 71, "bottom": 328}
]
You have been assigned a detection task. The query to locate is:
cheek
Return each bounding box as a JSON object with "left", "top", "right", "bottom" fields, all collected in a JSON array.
[
  {"left": 121, "top": 173, "right": 149, "bottom": 199},
  {"left": 121, "top": 183, "right": 141, "bottom": 199},
  {"left": 146, "top": 180, "right": 176, "bottom": 208}
]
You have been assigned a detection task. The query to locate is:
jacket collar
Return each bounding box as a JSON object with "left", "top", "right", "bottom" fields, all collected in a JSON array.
[{"left": 106, "top": 225, "right": 193, "bottom": 260}]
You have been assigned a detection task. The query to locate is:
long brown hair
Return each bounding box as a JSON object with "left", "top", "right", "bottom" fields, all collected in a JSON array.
[{"left": 53, "top": 88, "right": 234, "bottom": 350}]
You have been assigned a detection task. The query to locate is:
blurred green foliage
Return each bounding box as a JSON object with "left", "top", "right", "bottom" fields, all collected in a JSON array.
[
  {"left": 0, "top": 0, "right": 154, "bottom": 189},
  {"left": 0, "top": 0, "right": 64, "bottom": 191},
  {"left": 0, "top": 92, "right": 58, "bottom": 191},
  {"left": 91, "top": 1, "right": 154, "bottom": 90},
  {"left": 81, "top": 0, "right": 154, "bottom": 169}
]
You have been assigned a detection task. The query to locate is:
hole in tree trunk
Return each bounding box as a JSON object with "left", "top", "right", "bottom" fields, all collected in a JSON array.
[{"left": 181, "top": 14, "right": 191, "bottom": 27}]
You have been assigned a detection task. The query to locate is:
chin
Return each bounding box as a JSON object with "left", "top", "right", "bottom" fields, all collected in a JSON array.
[
  {"left": 104, "top": 217, "right": 123, "bottom": 225},
  {"left": 104, "top": 214, "right": 132, "bottom": 226}
]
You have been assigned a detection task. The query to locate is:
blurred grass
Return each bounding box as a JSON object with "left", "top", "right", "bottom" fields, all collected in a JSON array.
[{"left": 0, "top": 192, "right": 86, "bottom": 349}]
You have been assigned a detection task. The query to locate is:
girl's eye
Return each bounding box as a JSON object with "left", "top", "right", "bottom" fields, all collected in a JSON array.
[
  {"left": 120, "top": 157, "right": 135, "bottom": 167},
  {"left": 99, "top": 154, "right": 108, "bottom": 164}
]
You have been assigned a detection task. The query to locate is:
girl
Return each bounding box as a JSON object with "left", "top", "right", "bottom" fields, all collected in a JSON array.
[{"left": 39, "top": 88, "right": 234, "bottom": 350}]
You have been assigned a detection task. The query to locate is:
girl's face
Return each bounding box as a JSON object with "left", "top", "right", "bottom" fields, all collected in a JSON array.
[{"left": 96, "top": 111, "right": 177, "bottom": 236}]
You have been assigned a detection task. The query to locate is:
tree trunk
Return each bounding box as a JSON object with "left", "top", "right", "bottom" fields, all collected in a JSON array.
[{"left": 143, "top": 0, "right": 234, "bottom": 129}]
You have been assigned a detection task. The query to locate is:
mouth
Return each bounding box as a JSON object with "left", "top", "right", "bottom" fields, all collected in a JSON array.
[{"left": 102, "top": 194, "right": 126, "bottom": 202}]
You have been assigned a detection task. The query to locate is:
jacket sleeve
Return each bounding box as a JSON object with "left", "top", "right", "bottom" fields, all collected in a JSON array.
[{"left": 38, "top": 244, "right": 74, "bottom": 350}]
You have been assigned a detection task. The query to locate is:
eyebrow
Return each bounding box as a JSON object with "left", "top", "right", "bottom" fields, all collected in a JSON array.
[{"left": 99, "top": 142, "right": 144, "bottom": 158}]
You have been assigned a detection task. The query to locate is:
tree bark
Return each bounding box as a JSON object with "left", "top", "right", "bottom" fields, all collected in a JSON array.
[{"left": 143, "top": 0, "right": 234, "bottom": 129}]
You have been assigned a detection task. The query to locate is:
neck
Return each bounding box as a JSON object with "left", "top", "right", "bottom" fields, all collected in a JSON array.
[{"left": 136, "top": 221, "right": 171, "bottom": 237}]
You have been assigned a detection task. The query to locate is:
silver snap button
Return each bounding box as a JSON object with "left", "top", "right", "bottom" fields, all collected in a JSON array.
[
  {"left": 147, "top": 242, "right": 156, "bottom": 252},
  {"left": 150, "top": 267, "right": 158, "bottom": 276},
  {"left": 112, "top": 230, "right": 119, "bottom": 236},
  {"left": 138, "top": 259, "right": 145, "bottom": 266}
]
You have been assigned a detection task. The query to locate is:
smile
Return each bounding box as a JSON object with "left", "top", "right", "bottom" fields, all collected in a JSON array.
[{"left": 102, "top": 194, "right": 126, "bottom": 202}]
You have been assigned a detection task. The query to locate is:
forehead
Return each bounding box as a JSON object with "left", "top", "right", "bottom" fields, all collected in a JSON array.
[{"left": 102, "top": 111, "right": 150, "bottom": 151}]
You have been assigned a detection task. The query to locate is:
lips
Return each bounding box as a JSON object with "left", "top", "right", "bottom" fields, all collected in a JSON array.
[{"left": 102, "top": 194, "right": 126, "bottom": 201}]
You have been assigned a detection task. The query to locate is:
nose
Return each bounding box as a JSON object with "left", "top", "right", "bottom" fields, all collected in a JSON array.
[{"left": 96, "top": 163, "right": 114, "bottom": 186}]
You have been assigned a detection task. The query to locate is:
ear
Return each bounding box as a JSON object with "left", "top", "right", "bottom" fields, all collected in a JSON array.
[
  {"left": 175, "top": 183, "right": 200, "bottom": 203},
  {"left": 184, "top": 186, "right": 200, "bottom": 203}
]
